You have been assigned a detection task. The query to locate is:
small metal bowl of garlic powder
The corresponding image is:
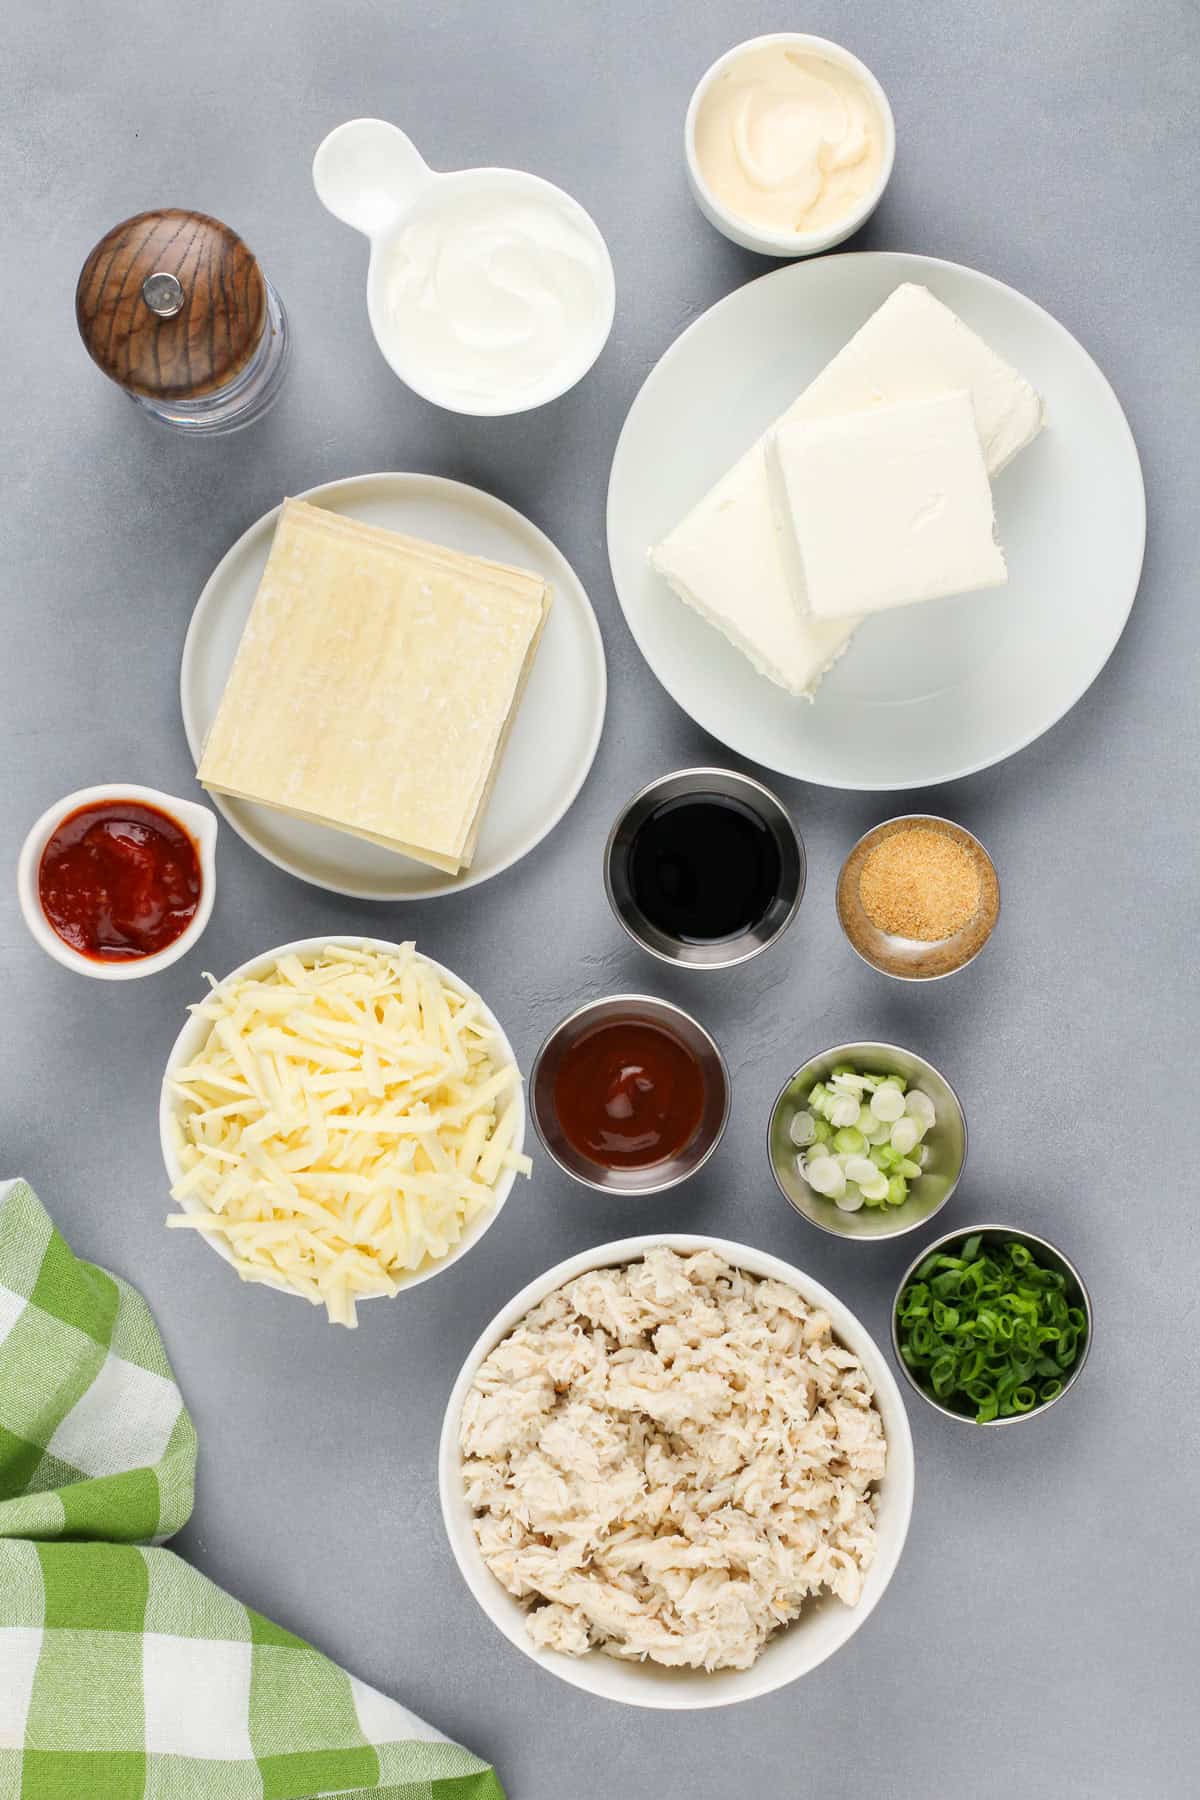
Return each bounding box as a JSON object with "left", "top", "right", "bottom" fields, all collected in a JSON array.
[{"left": 768, "top": 1041, "right": 967, "bottom": 1241}]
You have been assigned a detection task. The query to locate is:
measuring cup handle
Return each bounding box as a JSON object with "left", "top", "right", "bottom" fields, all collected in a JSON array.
[{"left": 312, "top": 119, "right": 433, "bottom": 239}]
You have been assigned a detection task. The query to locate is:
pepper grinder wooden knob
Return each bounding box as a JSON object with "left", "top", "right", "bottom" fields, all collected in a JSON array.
[{"left": 76, "top": 208, "right": 289, "bottom": 430}]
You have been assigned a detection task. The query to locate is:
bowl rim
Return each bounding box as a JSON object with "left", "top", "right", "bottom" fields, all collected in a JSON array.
[
  {"left": 890, "top": 1222, "right": 1093, "bottom": 1425},
  {"left": 835, "top": 813, "right": 1001, "bottom": 983},
  {"left": 15, "top": 783, "right": 218, "bottom": 982},
  {"left": 438, "top": 1231, "right": 915, "bottom": 1709},
  {"left": 768, "top": 1040, "right": 968, "bottom": 1241},
  {"left": 602, "top": 764, "right": 806, "bottom": 970},
  {"left": 684, "top": 33, "right": 896, "bottom": 257},
  {"left": 528, "top": 993, "right": 731, "bottom": 1193},
  {"left": 158, "top": 933, "right": 525, "bottom": 1301}
]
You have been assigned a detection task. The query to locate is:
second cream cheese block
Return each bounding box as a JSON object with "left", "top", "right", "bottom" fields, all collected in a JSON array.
[
  {"left": 650, "top": 282, "right": 1044, "bottom": 697},
  {"left": 197, "top": 499, "right": 550, "bottom": 873},
  {"left": 796, "top": 282, "right": 1044, "bottom": 477},
  {"left": 767, "top": 391, "right": 1008, "bottom": 622}
]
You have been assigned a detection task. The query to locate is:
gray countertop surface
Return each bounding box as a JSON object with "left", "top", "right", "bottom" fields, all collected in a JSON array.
[{"left": 4, "top": 2, "right": 1198, "bottom": 1795}]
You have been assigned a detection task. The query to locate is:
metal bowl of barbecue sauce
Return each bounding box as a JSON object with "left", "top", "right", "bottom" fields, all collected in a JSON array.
[
  {"left": 604, "top": 767, "right": 806, "bottom": 969},
  {"left": 530, "top": 994, "right": 731, "bottom": 1195}
]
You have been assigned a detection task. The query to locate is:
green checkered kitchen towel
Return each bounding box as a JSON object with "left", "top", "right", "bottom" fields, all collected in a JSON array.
[{"left": 0, "top": 1178, "right": 505, "bottom": 1800}]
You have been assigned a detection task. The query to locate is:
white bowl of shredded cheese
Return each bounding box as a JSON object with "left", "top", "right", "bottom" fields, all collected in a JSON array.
[
  {"left": 439, "top": 1234, "right": 914, "bottom": 1707},
  {"left": 160, "top": 937, "right": 528, "bottom": 1325}
]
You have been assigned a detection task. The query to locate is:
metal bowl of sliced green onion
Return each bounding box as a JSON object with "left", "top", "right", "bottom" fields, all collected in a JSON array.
[
  {"left": 768, "top": 1042, "right": 967, "bottom": 1241},
  {"left": 891, "top": 1225, "right": 1092, "bottom": 1426}
]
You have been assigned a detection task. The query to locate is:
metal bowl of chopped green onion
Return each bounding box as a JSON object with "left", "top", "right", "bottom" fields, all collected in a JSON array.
[
  {"left": 891, "top": 1226, "right": 1092, "bottom": 1425},
  {"left": 768, "top": 1042, "right": 967, "bottom": 1241}
]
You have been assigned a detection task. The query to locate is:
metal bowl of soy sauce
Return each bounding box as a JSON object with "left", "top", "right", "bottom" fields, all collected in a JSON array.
[{"left": 604, "top": 767, "right": 805, "bottom": 969}]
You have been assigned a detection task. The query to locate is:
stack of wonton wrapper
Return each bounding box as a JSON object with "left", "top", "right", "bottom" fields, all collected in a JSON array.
[{"left": 198, "top": 499, "right": 551, "bottom": 874}]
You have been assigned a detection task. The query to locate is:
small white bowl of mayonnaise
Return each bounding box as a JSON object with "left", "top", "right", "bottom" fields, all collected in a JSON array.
[
  {"left": 314, "top": 118, "right": 615, "bottom": 416},
  {"left": 685, "top": 34, "right": 895, "bottom": 258}
]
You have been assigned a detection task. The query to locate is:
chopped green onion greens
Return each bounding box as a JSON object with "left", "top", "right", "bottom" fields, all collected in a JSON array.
[{"left": 895, "top": 1237, "right": 1085, "bottom": 1422}]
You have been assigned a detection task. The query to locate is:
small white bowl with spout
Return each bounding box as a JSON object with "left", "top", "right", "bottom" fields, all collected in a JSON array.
[
  {"left": 17, "top": 783, "right": 218, "bottom": 980},
  {"left": 313, "top": 118, "right": 615, "bottom": 416}
]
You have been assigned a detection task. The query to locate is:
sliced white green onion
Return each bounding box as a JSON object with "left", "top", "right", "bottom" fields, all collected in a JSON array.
[
  {"left": 787, "top": 1063, "right": 939, "bottom": 1217},
  {"left": 789, "top": 1110, "right": 816, "bottom": 1147},
  {"left": 890, "top": 1116, "right": 921, "bottom": 1156},
  {"left": 905, "top": 1090, "right": 937, "bottom": 1129},
  {"left": 869, "top": 1084, "right": 906, "bottom": 1123},
  {"left": 804, "top": 1156, "right": 845, "bottom": 1198}
]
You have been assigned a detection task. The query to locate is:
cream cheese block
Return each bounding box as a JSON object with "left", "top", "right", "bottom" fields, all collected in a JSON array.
[
  {"left": 649, "top": 449, "right": 858, "bottom": 695},
  {"left": 767, "top": 390, "right": 1008, "bottom": 622},
  {"left": 650, "top": 282, "right": 1044, "bottom": 697},
  {"left": 796, "top": 282, "right": 1044, "bottom": 476},
  {"left": 198, "top": 499, "right": 550, "bottom": 873}
]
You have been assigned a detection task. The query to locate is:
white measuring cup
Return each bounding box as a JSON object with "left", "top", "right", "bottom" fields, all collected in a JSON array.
[{"left": 313, "top": 118, "right": 616, "bottom": 417}]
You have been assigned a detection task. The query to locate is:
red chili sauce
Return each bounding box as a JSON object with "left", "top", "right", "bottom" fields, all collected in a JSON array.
[
  {"left": 552, "top": 1019, "right": 705, "bottom": 1169},
  {"left": 37, "top": 800, "right": 201, "bottom": 961}
]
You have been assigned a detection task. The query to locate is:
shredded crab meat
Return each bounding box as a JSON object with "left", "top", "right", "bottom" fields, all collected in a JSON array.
[{"left": 461, "top": 1246, "right": 886, "bottom": 1672}]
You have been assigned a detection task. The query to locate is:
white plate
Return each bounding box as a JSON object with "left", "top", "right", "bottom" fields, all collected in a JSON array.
[
  {"left": 181, "top": 472, "right": 606, "bottom": 898},
  {"left": 607, "top": 252, "right": 1145, "bottom": 790}
]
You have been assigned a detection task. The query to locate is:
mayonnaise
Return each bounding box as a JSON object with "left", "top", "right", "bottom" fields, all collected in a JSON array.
[
  {"left": 378, "top": 176, "right": 612, "bottom": 410},
  {"left": 693, "top": 44, "right": 885, "bottom": 237}
]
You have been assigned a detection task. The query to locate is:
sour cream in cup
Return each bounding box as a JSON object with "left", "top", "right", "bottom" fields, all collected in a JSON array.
[{"left": 314, "top": 119, "right": 615, "bottom": 416}]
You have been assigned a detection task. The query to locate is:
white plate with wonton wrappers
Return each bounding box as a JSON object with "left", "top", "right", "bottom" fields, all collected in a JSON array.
[
  {"left": 182, "top": 472, "right": 606, "bottom": 899},
  {"left": 607, "top": 251, "right": 1145, "bottom": 790}
]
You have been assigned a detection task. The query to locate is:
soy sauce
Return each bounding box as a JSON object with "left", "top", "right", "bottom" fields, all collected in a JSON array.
[{"left": 628, "top": 794, "right": 782, "bottom": 943}]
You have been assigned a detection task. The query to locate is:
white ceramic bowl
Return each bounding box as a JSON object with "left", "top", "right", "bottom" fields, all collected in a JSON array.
[
  {"left": 685, "top": 34, "right": 896, "bottom": 258},
  {"left": 16, "top": 783, "right": 218, "bottom": 980},
  {"left": 364, "top": 168, "right": 616, "bottom": 416},
  {"left": 314, "top": 119, "right": 616, "bottom": 417},
  {"left": 439, "top": 1233, "right": 914, "bottom": 1708},
  {"left": 159, "top": 935, "right": 526, "bottom": 1303}
]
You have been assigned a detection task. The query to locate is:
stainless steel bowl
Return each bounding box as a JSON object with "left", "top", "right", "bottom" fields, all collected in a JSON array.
[
  {"left": 768, "top": 1041, "right": 967, "bottom": 1241},
  {"left": 891, "top": 1224, "right": 1093, "bottom": 1426},
  {"left": 604, "top": 767, "right": 805, "bottom": 970},
  {"left": 529, "top": 994, "right": 730, "bottom": 1194},
  {"left": 836, "top": 814, "right": 1000, "bottom": 982}
]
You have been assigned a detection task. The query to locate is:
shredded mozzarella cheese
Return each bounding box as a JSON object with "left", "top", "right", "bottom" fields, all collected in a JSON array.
[{"left": 166, "top": 942, "right": 529, "bottom": 1325}]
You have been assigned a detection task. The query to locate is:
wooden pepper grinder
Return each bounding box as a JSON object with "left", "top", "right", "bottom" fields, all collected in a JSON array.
[{"left": 76, "top": 209, "right": 289, "bottom": 432}]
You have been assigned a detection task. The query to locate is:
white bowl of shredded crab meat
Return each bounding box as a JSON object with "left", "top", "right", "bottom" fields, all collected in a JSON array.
[{"left": 438, "top": 1235, "right": 914, "bottom": 1707}]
